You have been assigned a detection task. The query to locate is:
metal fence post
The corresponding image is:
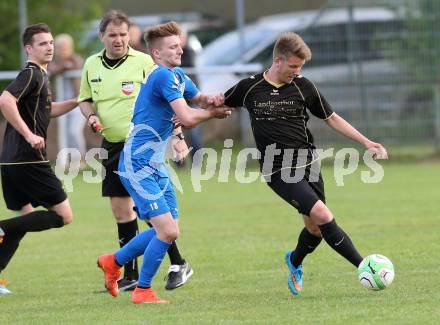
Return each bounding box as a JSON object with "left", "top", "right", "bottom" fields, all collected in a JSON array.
[
  {"left": 434, "top": 83, "right": 440, "bottom": 152},
  {"left": 55, "top": 74, "right": 67, "bottom": 163}
]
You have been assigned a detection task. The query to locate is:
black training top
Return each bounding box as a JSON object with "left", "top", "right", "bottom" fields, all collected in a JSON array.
[
  {"left": 224, "top": 72, "right": 334, "bottom": 173},
  {"left": 1, "top": 62, "right": 52, "bottom": 164}
]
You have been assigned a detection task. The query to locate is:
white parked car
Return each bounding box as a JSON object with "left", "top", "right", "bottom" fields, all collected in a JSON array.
[
  {"left": 195, "top": 6, "right": 417, "bottom": 143},
  {"left": 196, "top": 6, "right": 401, "bottom": 95}
]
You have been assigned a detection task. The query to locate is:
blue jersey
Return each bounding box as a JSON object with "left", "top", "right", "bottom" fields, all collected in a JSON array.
[{"left": 124, "top": 64, "right": 198, "bottom": 172}]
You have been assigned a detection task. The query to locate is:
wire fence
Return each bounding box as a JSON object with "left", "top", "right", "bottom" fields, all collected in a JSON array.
[
  {"left": 1, "top": 0, "right": 440, "bottom": 157},
  {"left": 302, "top": 0, "right": 440, "bottom": 152}
]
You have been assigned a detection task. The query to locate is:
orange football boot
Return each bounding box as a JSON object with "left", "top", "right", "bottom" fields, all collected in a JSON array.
[
  {"left": 97, "top": 254, "right": 121, "bottom": 297},
  {"left": 131, "top": 287, "right": 169, "bottom": 304}
]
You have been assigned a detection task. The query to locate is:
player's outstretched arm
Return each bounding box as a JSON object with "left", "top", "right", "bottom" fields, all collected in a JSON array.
[
  {"left": 0, "top": 90, "right": 45, "bottom": 149},
  {"left": 189, "top": 92, "right": 225, "bottom": 108},
  {"left": 325, "top": 112, "right": 388, "bottom": 159},
  {"left": 50, "top": 98, "right": 78, "bottom": 118},
  {"left": 170, "top": 98, "right": 232, "bottom": 128}
]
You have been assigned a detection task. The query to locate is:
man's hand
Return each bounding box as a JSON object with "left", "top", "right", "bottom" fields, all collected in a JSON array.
[
  {"left": 88, "top": 114, "right": 102, "bottom": 133},
  {"left": 25, "top": 133, "right": 45, "bottom": 149},
  {"left": 206, "top": 93, "right": 225, "bottom": 107},
  {"left": 171, "top": 137, "right": 190, "bottom": 163},
  {"left": 172, "top": 115, "right": 185, "bottom": 129},
  {"left": 365, "top": 141, "right": 388, "bottom": 160},
  {"left": 208, "top": 106, "right": 233, "bottom": 119}
]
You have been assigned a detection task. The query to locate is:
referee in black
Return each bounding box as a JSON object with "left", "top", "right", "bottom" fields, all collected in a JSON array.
[
  {"left": 223, "top": 32, "right": 388, "bottom": 296},
  {"left": 0, "top": 23, "right": 78, "bottom": 294}
]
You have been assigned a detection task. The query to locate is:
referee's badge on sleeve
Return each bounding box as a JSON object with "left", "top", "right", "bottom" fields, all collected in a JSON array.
[{"left": 122, "top": 81, "right": 134, "bottom": 95}]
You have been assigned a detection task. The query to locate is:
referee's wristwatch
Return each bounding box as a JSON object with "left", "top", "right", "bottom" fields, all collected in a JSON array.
[{"left": 174, "top": 132, "right": 185, "bottom": 140}]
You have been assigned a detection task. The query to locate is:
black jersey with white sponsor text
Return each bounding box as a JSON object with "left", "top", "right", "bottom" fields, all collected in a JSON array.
[
  {"left": 224, "top": 72, "right": 333, "bottom": 173},
  {"left": 1, "top": 62, "right": 52, "bottom": 163}
]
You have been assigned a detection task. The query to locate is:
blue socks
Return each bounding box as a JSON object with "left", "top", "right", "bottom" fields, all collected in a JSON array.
[
  {"left": 115, "top": 228, "right": 156, "bottom": 265},
  {"left": 138, "top": 236, "right": 171, "bottom": 288},
  {"left": 114, "top": 228, "right": 172, "bottom": 288}
]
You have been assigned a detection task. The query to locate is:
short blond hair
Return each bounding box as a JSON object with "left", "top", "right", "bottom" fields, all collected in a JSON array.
[
  {"left": 273, "top": 32, "right": 312, "bottom": 61},
  {"left": 144, "top": 21, "right": 181, "bottom": 54}
]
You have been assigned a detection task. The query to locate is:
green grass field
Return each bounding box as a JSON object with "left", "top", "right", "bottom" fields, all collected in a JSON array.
[{"left": 1, "top": 162, "right": 439, "bottom": 324}]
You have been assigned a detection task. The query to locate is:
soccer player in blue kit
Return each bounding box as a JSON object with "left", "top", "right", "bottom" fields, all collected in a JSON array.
[{"left": 97, "top": 21, "right": 232, "bottom": 304}]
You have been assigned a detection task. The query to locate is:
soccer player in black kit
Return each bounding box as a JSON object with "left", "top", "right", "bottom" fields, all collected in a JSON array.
[
  {"left": 223, "top": 32, "right": 388, "bottom": 296},
  {"left": 0, "top": 23, "right": 78, "bottom": 294}
]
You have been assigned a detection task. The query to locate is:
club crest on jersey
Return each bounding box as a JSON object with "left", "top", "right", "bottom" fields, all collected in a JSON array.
[{"left": 122, "top": 81, "right": 134, "bottom": 95}]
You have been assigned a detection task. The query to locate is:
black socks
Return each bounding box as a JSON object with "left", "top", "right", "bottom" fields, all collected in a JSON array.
[
  {"left": 117, "top": 219, "right": 139, "bottom": 280},
  {"left": 167, "top": 242, "right": 185, "bottom": 265},
  {"left": 318, "top": 219, "right": 363, "bottom": 267},
  {"left": 0, "top": 232, "right": 25, "bottom": 272},
  {"left": 0, "top": 210, "right": 64, "bottom": 272},
  {"left": 0, "top": 211, "right": 64, "bottom": 234},
  {"left": 291, "top": 227, "right": 322, "bottom": 267}
]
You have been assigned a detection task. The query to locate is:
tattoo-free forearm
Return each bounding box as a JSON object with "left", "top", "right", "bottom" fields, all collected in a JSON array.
[
  {"left": 325, "top": 113, "right": 370, "bottom": 147},
  {"left": 78, "top": 101, "right": 96, "bottom": 119},
  {"left": 50, "top": 99, "right": 78, "bottom": 118},
  {"left": 0, "top": 91, "right": 34, "bottom": 139}
]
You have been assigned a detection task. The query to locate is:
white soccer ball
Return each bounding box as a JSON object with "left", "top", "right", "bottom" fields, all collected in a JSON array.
[{"left": 358, "top": 254, "right": 394, "bottom": 290}]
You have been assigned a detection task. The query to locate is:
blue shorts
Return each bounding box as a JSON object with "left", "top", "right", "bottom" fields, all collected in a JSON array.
[{"left": 118, "top": 153, "right": 178, "bottom": 220}]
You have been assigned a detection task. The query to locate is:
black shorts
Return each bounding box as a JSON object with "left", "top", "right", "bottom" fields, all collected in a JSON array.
[
  {"left": 101, "top": 139, "right": 129, "bottom": 197},
  {"left": 1, "top": 163, "right": 67, "bottom": 211},
  {"left": 264, "top": 164, "right": 326, "bottom": 216}
]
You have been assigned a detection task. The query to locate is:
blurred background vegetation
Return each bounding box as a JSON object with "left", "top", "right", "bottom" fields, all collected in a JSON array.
[{"left": 0, "top": 0, "right": 108, "bottom": 71}]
